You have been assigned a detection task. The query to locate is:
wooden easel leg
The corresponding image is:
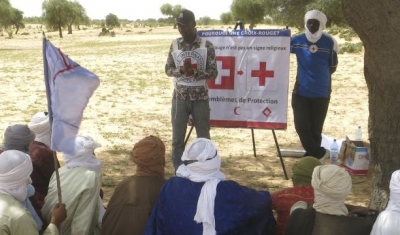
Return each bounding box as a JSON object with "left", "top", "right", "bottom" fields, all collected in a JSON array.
[
  {"left": 251, "top": 128, "right": 257, "bottom": 158},
  {"left": 184, "top": 126, "right": 194, "bottom": 146},
  {"left": 272, "top": 129, "right": 289, "bottom": 180}
]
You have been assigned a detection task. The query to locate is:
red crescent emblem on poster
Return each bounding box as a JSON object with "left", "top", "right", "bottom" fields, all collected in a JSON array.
[{"left": 234, "top": 107, "right": 240, "bottom": 115}]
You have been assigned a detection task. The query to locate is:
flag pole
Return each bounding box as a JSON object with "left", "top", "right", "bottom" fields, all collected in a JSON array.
[{"left": 42, "top": 32, "right": 63, "bottom": 205}]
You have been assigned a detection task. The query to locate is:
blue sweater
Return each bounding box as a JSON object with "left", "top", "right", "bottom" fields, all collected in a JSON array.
[{"left": 144, "top": 177, "right": 276, "bottom": 235}]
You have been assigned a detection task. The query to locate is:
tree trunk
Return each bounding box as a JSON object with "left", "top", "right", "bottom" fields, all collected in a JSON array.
[
  {"left": 15, "top": 26, "right": 19, "bottom": 35},
  {"left": 342, "top": 0, "right": 400, "bottom": 211},
  {"left": 68, "top": 25, "right": 72, "bottom": 34},
  {"left": 58, "top": 25, "right": 63, "bottom": 38},
  {"left": 249, "top": 23, "right": 255, "bottom": 30}
]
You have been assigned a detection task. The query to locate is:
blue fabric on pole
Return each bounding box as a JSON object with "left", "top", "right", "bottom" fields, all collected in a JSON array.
[{"left": 43, "top": 38, "right": 100, "bottom": 155}]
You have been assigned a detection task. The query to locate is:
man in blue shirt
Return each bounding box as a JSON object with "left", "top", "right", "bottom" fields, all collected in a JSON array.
[{"left": 290, "top": 10, "right": 339, "bottom": 162}]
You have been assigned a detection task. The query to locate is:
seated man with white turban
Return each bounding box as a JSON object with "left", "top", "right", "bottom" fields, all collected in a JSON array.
[
  {"left": 285, "top": 165, "right": 378, "bottom": 235},
  {"left": 0, "top": 150, "right": 66, "bottom": 234},
  {"left": 271, "top": 156, "right": 321, "bottom": 235},
  {"left": 102, "top": 135, "right": 166, "bottom": 235},
  {"left": 28, "top": 112, "right": 60, "bottom": 220},
  {"left": 144, "top": 138, "right": 276, "bottom": 235},
  {"left": 42, "top": 135, "right": 103, "bottom": 235},
  {"left": 370, "top": 169, "right": 400, "bottom": 235},
  {"left": 1, "top": 124, "right": 44, "bottom": 230}
]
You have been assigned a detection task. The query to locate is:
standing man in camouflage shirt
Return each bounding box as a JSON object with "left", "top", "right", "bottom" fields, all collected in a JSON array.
[{"left": 165, "top": 9, "right": 218, "bottom": 170}]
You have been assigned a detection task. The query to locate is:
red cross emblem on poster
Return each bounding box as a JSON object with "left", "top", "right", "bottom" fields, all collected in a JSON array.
[{"left": 251, "top": 62, "right": 274, "bottom": 86}]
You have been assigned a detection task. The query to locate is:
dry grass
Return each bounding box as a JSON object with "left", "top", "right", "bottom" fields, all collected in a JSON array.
[{"left": 0, "top": 24, "right": 370, "bottom": 207}]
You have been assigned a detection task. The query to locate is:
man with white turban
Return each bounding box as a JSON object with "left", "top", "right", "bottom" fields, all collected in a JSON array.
[
  {"left": 1, "top": 124, "right": 44, "bottom": 230},
  {"left": 0, "top": 150, "right": 66, "bottom": 234},
  {"left": 102, "top": 135, "right": 166, "bottom": 235},
  {"left": 272, "top": 156, "right": 321, "bottom": 235},
  {"left": 144, "top": 138, "right": 276, "bottom": 235},
  {"left": 28, "top": 112, "right": 60, "bottom": 220},
  {"left": 370, "top": 169, "right": 400, "bottom": 234},
  {"left": 42, "top": 135, "right": 103, "bottom": 235},
  {"left": 290, "top": 10, "right": 339, "bottom": 163},
  {"left": 285, "top": 165, "right": 377, "bottom": 235}
]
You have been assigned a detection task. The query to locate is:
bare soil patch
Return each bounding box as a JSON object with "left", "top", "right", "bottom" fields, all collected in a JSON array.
[{"left": 0, "top": 24, "right": 371, "bottom": 207}]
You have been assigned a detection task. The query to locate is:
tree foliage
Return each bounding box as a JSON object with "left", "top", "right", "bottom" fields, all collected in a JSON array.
[
  {"left": 64, "top": 1, "right": 89, "bottom": 34},
  {"left": 220, "top": 12, "right": 234, "bottom": 25},
  {"left": 263, "top": 0, "right": 346, "bottom": 29},
  {"left": 231, "top": 0, "right": 267, "bottom": 29},
  {"left": 43, "top": 0, "right": 69, "bottom": 38},
  {"left": 24, "top": 16, "right": 43, "bottom": 24},
  {"left": 7, "top": 8, "right": 25, "bottom": 34},
  {"left": 198, "top": 16, "right": 212, "bottom": 26},
  {"left": 160, "top": 3, "right": 184, "bottom": 28},
  {"left": 43, "top": 0, "right": 89, "bottom": 38},
  {"left": 0, "top": 0, "right": 13, "bottom": 26},
  {"left": 105, "top": 13, "right": 120, "bottom": 28}
]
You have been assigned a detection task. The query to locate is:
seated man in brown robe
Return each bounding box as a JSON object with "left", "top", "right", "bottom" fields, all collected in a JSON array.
[
  {"left": 285, "top": 165, "right": 378, "bottom": 235},
  {"left": 102, "top": 135, "right": 166, "bottom": 235}
]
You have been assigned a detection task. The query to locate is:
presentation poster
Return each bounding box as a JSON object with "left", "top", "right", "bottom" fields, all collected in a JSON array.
[{"left": 198, "top": 29, "right": 291, "bottom": 130}]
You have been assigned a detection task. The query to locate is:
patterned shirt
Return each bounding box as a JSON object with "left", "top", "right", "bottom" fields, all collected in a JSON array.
[
  {"left": 165, "top": 36, "right": 218, "bottom": 100},
  {"left": 271, "top": 185, "right": 315, "bottom": 235}
]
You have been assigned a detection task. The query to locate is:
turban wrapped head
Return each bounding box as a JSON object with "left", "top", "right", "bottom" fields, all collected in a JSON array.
[
  {"left": 2, "top": 124, "right": 35, "bottom": 153},
  {"left": 0, "top": 150, "right": 33, "bottom": 201},
  {"left": 312, "top": 165, "right": 352, "bottom": 216},
  {"left": 292, "top": 156, "right": 322, "bottom": 186},
  {"left": 131, "top": 135, "right": 165, "bottom": 178},
  {"left": 28, "top": 112, "right": 51, "bottom": 147},
  {"left": 63, "top": 135, "right": 102, "bottom": 173},
  {"left": 176, "top": 138, "right": 226, "bottom": 235},
  {"left": 304, "top": 10, "right": 327, "bottom": 43}
]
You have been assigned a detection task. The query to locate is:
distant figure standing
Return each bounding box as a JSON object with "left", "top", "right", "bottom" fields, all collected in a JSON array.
[
  {"left": 234, "top": 20, "right": 244, "bottom": 30},
  {"left": 165, "top": 9, "right": 218, "bottom": 170},
  {"left": 290, "top": 10, "right": 339, "bottom": 163}
]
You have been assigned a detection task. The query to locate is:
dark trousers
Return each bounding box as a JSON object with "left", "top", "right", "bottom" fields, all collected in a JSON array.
[
  {"left": 292, "top": 94, "right": 330, "bottom": 158},
  {"left": 171, "top": 97, "right": 210, "bottom": 170}
]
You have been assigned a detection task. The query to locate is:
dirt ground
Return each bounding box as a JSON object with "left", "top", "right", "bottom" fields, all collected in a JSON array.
[{"left": 0, "top": 24, "right": 371, "bottom": 207}]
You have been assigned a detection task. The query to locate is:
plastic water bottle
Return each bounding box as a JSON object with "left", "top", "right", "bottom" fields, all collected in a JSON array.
[
  {"left": 355, "top": 126, "right": 362, "bottom": 141},
  {"left": 330, "top": 139, "right": 339, "bottom": 165}
]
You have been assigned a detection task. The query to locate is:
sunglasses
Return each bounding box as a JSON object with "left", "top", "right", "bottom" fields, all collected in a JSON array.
[{"left": 183, "top": 150, "right": 218, "bottom": 166}]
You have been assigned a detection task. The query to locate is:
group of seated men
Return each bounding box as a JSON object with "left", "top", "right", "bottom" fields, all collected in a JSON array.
[{"left": 0, "top": 112, "right": 399, "bottom": 234}]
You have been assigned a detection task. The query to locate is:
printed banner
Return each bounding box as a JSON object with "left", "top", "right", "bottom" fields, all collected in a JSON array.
[{"left": 198, "top": 29, "right": 291, "bottom": 130}]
